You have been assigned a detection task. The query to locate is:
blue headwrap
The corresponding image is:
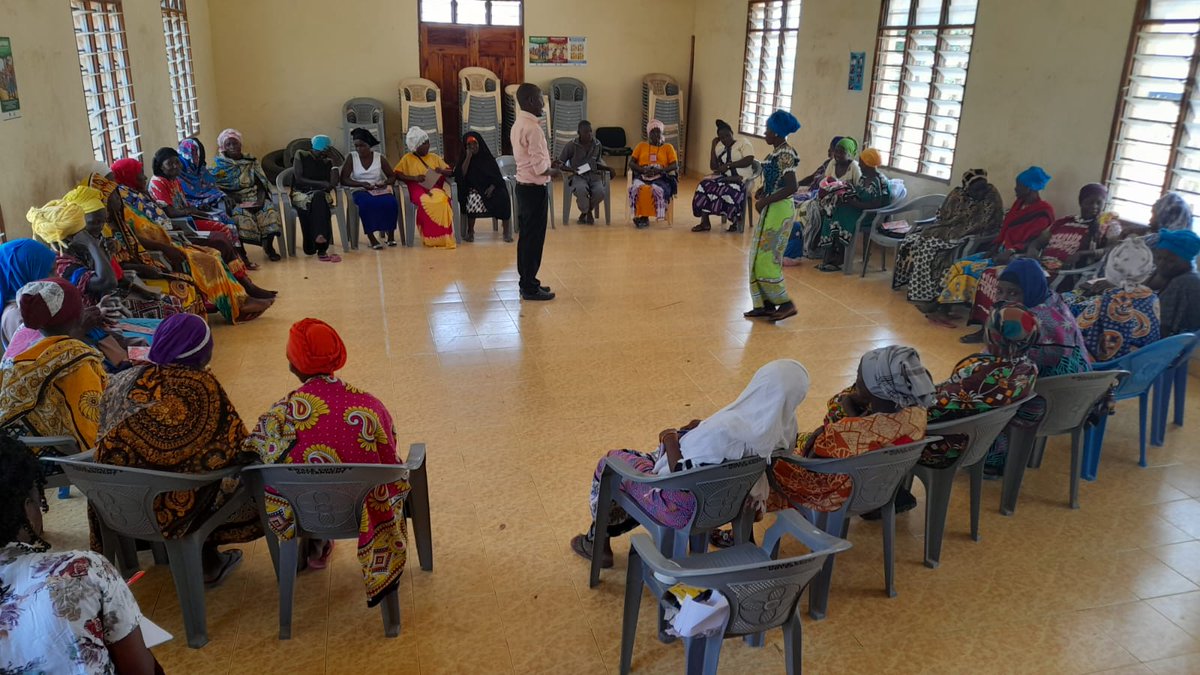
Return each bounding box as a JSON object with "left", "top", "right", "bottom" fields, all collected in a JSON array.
[
  {"left": 311, "top": 135, "right": 331, "bottom": 152},
  {"left": 998, "top": 257, "right": 1050, "bottom": 308},
  {"left": 1156, "top": 229, "right": 1200, "bottom": 265},
  {"left": 766, "top": 110, "right": 801, "bottom": 137},
  {"left": 1016, "top": 166, "right": 1051, "bottom": 192},
  {"left": 0, "top": 239, "right": 57, "bottom": 308}
]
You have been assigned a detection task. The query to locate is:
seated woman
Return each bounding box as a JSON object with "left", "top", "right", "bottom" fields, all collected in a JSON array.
[
  {"left": 815, "top": 147, "right": 891, "bottom": 272},
  {"left": 108, "top": 159, "right": 274, "bottom": 323},
  {"left": 0, "top": 279, "right": 107, "bottom": 454},
  {"left": 768, "top": 346, "right": 933, "bottom": 513},
  {"left": 1066, "top": 237, "right": 1160, "bottom": 362},
  {"left": 556, "top": 121, "right": 610, "bottom": 227},
  {"left": 691, "top": 119, "right": 756, "bottom": 233},
  {"left": 783, "top": 136, "right": 844, "bottom": 263},
  {"left": 291, "top": 134, "right": 341, "bottom": 262},
  {"left": 148, "top": 146, "right": 247, "bottom": 264},
  {"left": 212, "top": 128, "right": 284, "bottom": 261},
  {"left": 340, "top": 127, "right": 399, "bottom": 249},
  {"left": 0, "top": 436, "right": 161, "bottom": 675},
  {"left": 456, "top": 130, "right": 512, "bottom": 242},
  {"left": 1151, "top": 229, "right": 1200, "bottom": 337},
  {"left": 962, "top": 183, "right": 1120, "bottom": 337},
  {"left": 927, "top": 166, "right": 1055, "bottom": 327},
  {"left": 569, "top": 359, "right": 812, "bottom": 567},
  {"left": 991, "top": 257, "right": 1091, "bottom": 376},
  {"left": 628, "top": 120, "right": 679, "bottom": 228},
  {"left": 245, "top": 319, "right": 410, "bottom": 597},
  {"left": 0, "top": 239, "right": 57, "bottom": 350},
  {"left": 178, "top": 137, "right": 234, "bottom": 220},
  {"left": 891, "top": 169, "right": 1004, "bottom": 301},
  {"left": 95, "top": 314, "right": 261, "bottom": 586},
  {"left": 395, "top": 127, "right": 456, "bottom": 249},
  {"left": 798, "top": 137, "right": 863, "bottom": 261}
]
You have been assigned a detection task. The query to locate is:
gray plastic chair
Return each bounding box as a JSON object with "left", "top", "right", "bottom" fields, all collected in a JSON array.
[
  {"left": 859, "top": 193, "right": 946, "bottom": 277},
  {"left": 561, "top": 169, "right": 612, "bottom": 225},
  {"left": 339, "top": 185, "right": 402, "bottom": 250},
  {"left": 619, "top": 510, "right": 851, "bottom": 675},
  {"left": 589, "top": 455, "right": 768, "bottom": 589},
  {"left": 914, "top": 403, "right": 1025, "bottom": 568},
  {"left": 343, "top": 97, "right": 387, "bottom": 155},
  {"left": 1000, "top": 371, "right": 1126, "bottom": 514},
  {"left": 496, "top": 155, "right": 554, "bottom": 232},
  {"left": 42, "top": 454, "right": 252, "bottom": 649},
  {"left": 20, "top": 435, "right": 82, "bottom": 489},
  {"left": 396, "top": 179, "right": 462, "bottom": 248},
  {"left": 276, "top": 168, "right": 352, "bottom": 256},
  {"left": 242, "top": 443, "right": 432, "bottom": 640},
  {"left": 769, "top": 438, "right": 935, "bottom": 619}
]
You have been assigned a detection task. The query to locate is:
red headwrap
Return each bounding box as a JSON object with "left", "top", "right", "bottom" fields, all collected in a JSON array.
[
  {"left": 18, "top": 278, "right": 83, "bottom": 331},
  {"left": 110, "top": 158, "right": 143, "bottom": 190},
  {"left": 287, "top": 318, "right": 347, "bottom": 376}
]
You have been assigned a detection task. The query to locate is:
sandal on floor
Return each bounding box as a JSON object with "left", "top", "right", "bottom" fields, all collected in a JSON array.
[
  {"left": 370, "top": 243, "right": 383, "bottom": 250},
  {"left": 244, "top": 261, "right": 261, "bottom": 271},
  {"left": 266, "top": 251, "right": 282, "bottom": 262},
  {"left": 691, "top": 223, "right": 711, "bottom": 232},
  {"left": 318, "top": 254, "right": 342, "bottom": 263},
  {"left": 570, "top": 534, "right": 613, "bottom": 568},
  {"left": 204, "top": 549, "right": 243, "bottom": 589},
  {"left": 387, "top": 241, "right": 398, "bottom": 247},
  {"left": 306, "top": 541, "right": 335, "bottom": 570},
  {"left": 816, "top": 263, "right": 842, "bottom": 272}
]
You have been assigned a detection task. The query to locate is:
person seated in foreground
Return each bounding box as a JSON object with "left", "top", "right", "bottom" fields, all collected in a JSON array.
[
  {"left": 341, "top": 127, "right": 399, "bottom": 249},
  {"left": 815, "top": 146, "right": 891, "bottom": 272},
  {"left": 628, "top": 119, "right": 679, "bottom": 228},
  {"left": 1150, "top": 228, "right": 1200, "bottom": 337},
  {"left": 94, "top": 314, "right": 262, "bottom": 586},
  {"left": 0, "top": 239, "right": 58, "bottom": 350},
  {"left": 569, "top": 359, "right": 812, "bottom": 568},
  {"left": 556, "top": 120, "right": 611, "bottom": 226},
  {"left": 891, "top": 168, "right": 1004, "bottom": 301},
  {"left": 691, "top": 119, "right": 755, "bottom": 232},
  {"left": 245, "top": 319, "right": 410, "bottom": 599},
  {"left": 455, "top": 130, "right": 512, "bottom": 241},
  {"left": 290, "top": 134, "right": 341, "bottom": 262},
  {"left": 1065, "top": 237, "right": 1160, "bottom": 362},
  {"left": 0, "top": 436, "right": 162, "bottom": 675},
  {"left": 212, "top": 128, "right": 284, "bottom": 261}
]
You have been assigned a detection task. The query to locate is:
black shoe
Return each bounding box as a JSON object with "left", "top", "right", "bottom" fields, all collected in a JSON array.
[
  {"left": 860, "top": 487, "right": 918, "bottom": 521},
  {"left": 539, "top": 285, "right": 551, "bottom": 293},
  {"left": 521, "top": 289, "right": 556, "bottom": 301}
]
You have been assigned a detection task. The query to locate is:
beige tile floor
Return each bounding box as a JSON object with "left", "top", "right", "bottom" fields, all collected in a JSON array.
[{"left": 44, "top": 177, "right": 1200, "bottom": 674}]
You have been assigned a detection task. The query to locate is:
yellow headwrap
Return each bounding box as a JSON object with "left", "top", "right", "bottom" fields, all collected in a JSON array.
[
  {"left": 62, "top": 185, "right": 107, "bottom": 214},
  {"left": 26, "top": 200, "right": 85, "bottom": 244},
  {"left": 859, "top": 147, "right": 882, "bottom": 168}
]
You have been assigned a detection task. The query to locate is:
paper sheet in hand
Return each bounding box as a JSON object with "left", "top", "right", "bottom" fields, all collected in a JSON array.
[
  {"left": 140, "top": 616, "right": 173, "bottom": 648},
  {"left": 576, "top": 163, "right": 591, "bottom": 175},
  {"left": 421, "top": 169, "right": 441, "bottom": 190}
]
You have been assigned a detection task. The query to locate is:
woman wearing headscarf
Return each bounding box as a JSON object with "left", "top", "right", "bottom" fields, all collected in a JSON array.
[
  {"left": 783, "top": 136, "right": 846, "bottom": 263},
  {"left": 212, "top": 128, "right": 284, "bottom": 261},
  {"left": 815, "top": 146, "right": 891, "bottom": 271},
  {"left": 339, "top": 127, "right": 399, "bottom": 249},
  {"left": 745, "top": 110, "right": 802, "bottom": 323},
  {"left": 395, "top": 126, "right": 456, "bottom": 249},
  {"left": 927, "top": 166, "right": 1056, "bottom": 323},
  {"left": 628, "top": 119, "right": 679, "bottom": 228},
  {"left": 798, "top": 136, "right": 863, "bottom": 260},
  {"left": 94, "top": 313, "right": 262, "bottom": 586},
  {"left": 0, "top": 279, "right": 107, "bottom": 455},
  {"left": 1150, "top": 228, "right": 1200, "bottom": 337},
  {"left": 691, "top": 119, "right": 756, "bottom": 232},
  {"left": 892, "top": 168, "right": 1005, "bottom": 301},
  {"left": 291, "top": 134, "right": 340, "bottom": 261},
  {"left": 991, "top": 257, "right": 1091, "bottom": 376},
  {"left": 178, "top": 137, "right": 233, "bottom": 217},
  {"left": 1123, "top": 191, "right": 1193, "bottom": 244},
  {"left": 455, "top": 130, "right": 512, "bottom": 242},
  {"left": 0, "top": 239, "right": 58, "bottom": 350},
  {"left": 1065, "top": 237, "right": 1160, "bottom": 362},
  {"left": 149, "top": 146, "right": 247, "bottom": 263},
  {"left": 245, "top": 319, "right": 410, "bottom": 599},
  {"left": 569, "top": 359, "right": 811, "bottom": 567},
  {"left": 767, "top": 345, "right": 932, "bottom": 513}
]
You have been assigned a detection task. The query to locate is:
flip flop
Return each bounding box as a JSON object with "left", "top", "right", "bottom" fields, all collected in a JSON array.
[
  {"left": 204, "top": 549, "right": 243, "bottom": 589},
  {"left": 387, "top": 241, "right": 398, "bottom": 247},
  {"left": 306, "top": 541, "right": 335, "bottom": 570},
  {"left": 319, "top": 254, "right": 342, "bottom": 263},
  {"left": 925, "top": 314, "right": 959, "bottom": 329},
  {"left": 244, "top": 261, "right": 261, "bottom": 271},
  {"left": 370, "top": 243, "right": 383, "bottom": 250},
  {"left": 570, "top": 534, "right": 613, "bottom": 568},
  {"left": 817, "top": 263, "right": 842, "bottom": 272}
]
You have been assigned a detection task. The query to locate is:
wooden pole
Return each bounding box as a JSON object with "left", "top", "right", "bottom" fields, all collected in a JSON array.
[{"left": 685, "top": 35, "right": 696, "bottom": 177}]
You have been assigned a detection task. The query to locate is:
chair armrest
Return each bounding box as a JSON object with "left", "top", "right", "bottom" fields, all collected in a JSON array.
[
  {"left": 600, "top": 453, "right": 662, "bottom": 483},
  {"left": 601, "top": 454, "right": 765, "bottom": 491},
  {"left": 19, "top": 435, "right": 80, "bottom": 451},
  {"left": 761, "top": 510, "right": 854, "bottom": 559},
  {"left": 402, "top": 442, "right": 426, "bottom": 471}
]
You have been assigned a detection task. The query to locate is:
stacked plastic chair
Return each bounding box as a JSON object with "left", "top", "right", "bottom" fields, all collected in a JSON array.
[
  {"left": 342, "top": 97, "right": 387, "bottom": 155},
  {"left": 549, "top": 77, "right": 587, "bottom": 159},
  {"left": 642, "top": 73, "right": 685, "bottom": 170},
  {"left": 503, "top": 84, "right": 550, "bottom": 151},
  {"left": 399, "top": 77, "right": 445, "bottom": 157},
  {"left": 460, "top": 67, "right": 502, "bottom": 158}
]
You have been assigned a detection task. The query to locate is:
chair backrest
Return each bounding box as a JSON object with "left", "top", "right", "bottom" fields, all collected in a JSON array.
[
  {"left": 1095, "top": 333, "right": 1196, "bottom": 399},
  {"left": 775, "top": 438, "right": 933, "bottom": 515},
  {"left": 873, "top": 193, "right": 944, "bottom": 231},
  {"left": 283, "top": 138, "right": 312, "bottom": 168},
  {"left": 595, "top": 126, "right": 627, "bottom": 150},
  {"left": 276, "top": 167, "right": 294, "bottom": 194},
  {"left": 400, "top": 78, "right": 444, "bottom": 156},
  {"left": 627, "top": 457, "right": 769, "bottom": 532},
  {"left": 925, "top": 401, "right": 1027, "bottom": 469},
  {"left": 1031, "top": 371, "right": 1125, "bottom": 437},
  {"left": 343, "top": 97, "right": 387, "bottom": 155},
  {"left": 243, "top": 463, "right": 412, "bottom": 540},
  {"left": 496, "top": 154, "right": 516, "bottom": 179}
]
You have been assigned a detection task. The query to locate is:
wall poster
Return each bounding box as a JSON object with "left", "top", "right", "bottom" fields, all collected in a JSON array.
[
  {"left": 848, "top": 51, "right": 866, "bottom": 91},
  {"left": 0, "top": 37, "right": 20, "bottom": 120},
  {"left": 528, "top": 36, "right": 587, "bottom": 66}
]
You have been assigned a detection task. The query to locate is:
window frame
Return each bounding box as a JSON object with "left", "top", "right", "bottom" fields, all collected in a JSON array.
[
  {"left": 863, "top": 0, "right": 979, "bottom": 182},
  {"left": 418, "top": 0, "right": 523, "bottom": 26},
  {"left": 161, "top": 0, "right": 199, "bottom": 141},
  {"left": 738, "top": 0, "right": 802, "bottom": 139},
  {"left": 72, "top": 0, "right": 141, "bottom": 165}
]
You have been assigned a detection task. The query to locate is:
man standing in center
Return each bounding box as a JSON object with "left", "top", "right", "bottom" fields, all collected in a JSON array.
[{"left": 512, "top": 83, "right": 557, "bottom": 301}]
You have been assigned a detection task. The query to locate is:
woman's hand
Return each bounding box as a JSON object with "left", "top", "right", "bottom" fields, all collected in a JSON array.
[
  {"left": 1084, "top": 279, "right": 1116, "bottom": 296},
  {"left": 483, "top": 185, "right": 495, "bottom": 199},
  {"left": 680, "top": 419, "right": 702, "bottom": 432},
  {"left": 437, "top": 167, "right": 454, "bottom": 177}
]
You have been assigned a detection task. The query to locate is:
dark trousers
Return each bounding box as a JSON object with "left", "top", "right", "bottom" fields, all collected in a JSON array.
[
  {"left": 516, "top": 183, "right": 548, "bottom": 294},
  {"left": 297, "top": 194, "right": 333, "bottom": 256}
]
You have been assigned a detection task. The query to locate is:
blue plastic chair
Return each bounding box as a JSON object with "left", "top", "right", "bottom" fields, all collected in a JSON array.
[
  {"left": 1084, "top": 333, "right": 1195, "bottom": 479},
  {"left": 1151, "top": 334, "right": 1200, "bottom": 444}
]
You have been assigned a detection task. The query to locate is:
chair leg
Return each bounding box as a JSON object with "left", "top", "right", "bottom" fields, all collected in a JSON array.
[
  {"left": 689, "top": 531, "right": 708, "bottom": 555},
  {"left": 920, "top": 470, "right": 954, "bottom": 569},
  {"left": 881, "top": 494, "right": 897, "bottom": 597},
  {"left": 164, "top": 539, "right": 209, "bottom": 648},
  {"left": 1139, "top": 393, "right": 1150, "bottom": 465},
  {"left": 343, "top": 199, "right": 357, "bottom": 253},
  {"left": 1153, "top": 373, "right": 1170, "bottom": 445},
  {"left": 277, "top": 539, "right": 299, "bottom": 640},
  {"left": 151, "top": 542, "right": 169, "bottom": 566},
  {"left": 968, "top": 462, "right": 983, "bottom": 542},
  {"left": 590, "top": 470, "right": 617, "bottom": 588},
  {"left": 1069, "top": 428, "right": 1084, "bottom": 510},
  {"left": 619, "top": 549, "right": 644, "bottom": 675},
  {"left": 807, "top": 510, "right": 845, "bottom": 620},
  {"left": 1174, "top": 364, "right": 1188, "bottom": 427},
  {"left": 860, "top": 239, "right": 872, "bottom": 278},
  {"left": 700, "top": 632, "right": 724, "bottom": 675},
  {"left": 1028, "top": 437, "right": 1048, "bottom": 469},
  {"left": 408, "top": 464, "right": 434, "bottom": 572},
  {"left": 783, "top": 612, "right": 803, "bottom": 675},
  {"left": 116, "top": 536, "right": 140, "bottom": 577},
  {"left": 1084, "top": 414, "right": 1110, "bottom": 480},
  {"left": 405, "top": 201, "right": 417, "bottom": 248},
  {"left": 1000, "top": 426, "right": 1036, "bottom": 516},
  {"left": 380, "top": 586, "right": 401, "bottom": 638}
]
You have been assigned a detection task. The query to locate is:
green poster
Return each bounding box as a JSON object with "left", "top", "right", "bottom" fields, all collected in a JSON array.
[{"left": 0, "top": 37, "right": 20, "bottom": 120}]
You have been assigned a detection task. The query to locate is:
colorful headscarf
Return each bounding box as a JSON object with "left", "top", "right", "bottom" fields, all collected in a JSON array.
[
  {"left": 1078, "top": 183, "right": 1108, "bottom": 203},
  {"left": 646, "top": 119, "right": 665, "bottom": 135},
  {"left": 148, "top": 313, "right": 213, "bottom": 368},
  {"left": 1105, "top": 237, "right": 1156, "bottom": 290},
  {"left": 859, "top": 345, "right": 936, "bottom": 408},
  {"left": 0, "top": 240, "right": 57, "bottom": 307},
  {"left": 985, "top": 305, "right": 1041, "bottom": 360},
  {"left": 405, "top": 126, "right": 429, "bottom": 153},
  {"left": 62, "top": 186, "right": 106, "bottom": 214},
  {"left": 998, "top": 257, "right": 1050, "bottom": 308},
  {"left": 766, "top": 110, "right": 801, "bottom": 137},
  {"left": 311, "top": 135, "right": 332, "bottom": 152},
  {"left": 217, "top": 128, "right": 242, "bottom": 150},
  {"left": 110, "top": 158, "right": 143, "bottom": 190},
  {"left": 287, "top": 318, "right": 347, "bottom": 376},
  {"left": 1156, "top": 229, "right": 1200, "bottom": 265},
  {"left": 859, "top": 147, "right": 882, "bottom": 168},
  {"left": 962, "top": 168, "right": 988, "bottom": 188},
  {"left": 836, "top": 137, "right": 858, "bottom": 157},
  {"left": 27, "top": 200, "right": 85, "bottom": 244},
  {"left": 1152, "top": 192, "right": 1193, "bottom": 232},
  {"left": 17, "top": 278, "right": 83, "bottom": 331},
  {"left": 1016, "top": 166, "right": 1052, "bottom": 191},
  {"left": 177, "top": 138, "right": 228, "bottom": 210}
]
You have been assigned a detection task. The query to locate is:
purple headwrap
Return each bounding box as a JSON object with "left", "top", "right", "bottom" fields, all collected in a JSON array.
[{"left": 148, "top": 314, "right": 213, "bottom": 368}]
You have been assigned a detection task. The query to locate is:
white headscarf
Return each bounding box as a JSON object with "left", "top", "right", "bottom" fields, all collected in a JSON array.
[
  {"left": 1106, "top": 237, "right": 1156, "bottom": 290},
  {"left": 654, "top": 359, "right": 811, "bottom": 475},
  {"left": 406, "top": 126, "right": 430, "bottom": 153}
]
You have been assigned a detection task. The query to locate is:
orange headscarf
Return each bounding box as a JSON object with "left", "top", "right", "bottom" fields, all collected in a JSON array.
[{"left": 286, "top": 318, "right": 347, "bottom": 376}]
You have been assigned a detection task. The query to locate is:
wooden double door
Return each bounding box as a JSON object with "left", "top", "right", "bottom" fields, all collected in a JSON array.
[{"left": 419, "top": 24, "right": 523, "bottom": 162}]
